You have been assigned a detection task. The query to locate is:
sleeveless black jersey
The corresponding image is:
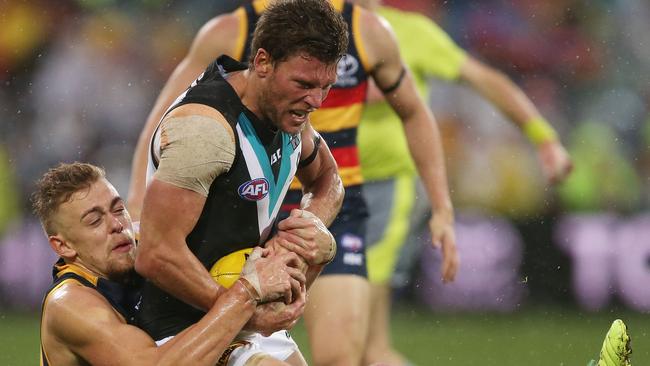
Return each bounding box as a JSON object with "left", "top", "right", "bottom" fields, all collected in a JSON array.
[
  {"left": 140, "top": 56, "right": 302, "bottom": 340},
  {"left": 40, "top": 259, "right": 140, "bottom": 366}
]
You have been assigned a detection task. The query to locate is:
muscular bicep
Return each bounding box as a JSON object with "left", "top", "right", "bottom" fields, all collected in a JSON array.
[
  {"left": 139, "top": 110, "right": 233, "bottom": 271},
  {"left": 359, "top": 8, "right": 404, "bottom": 96},
  {"left": 358, "top": 10, "right": 428, "bottom": 122}
]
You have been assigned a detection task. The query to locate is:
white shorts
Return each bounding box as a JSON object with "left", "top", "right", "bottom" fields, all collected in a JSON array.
[{"left": 155, "top": 330, "right": 299, "bottom": 366}]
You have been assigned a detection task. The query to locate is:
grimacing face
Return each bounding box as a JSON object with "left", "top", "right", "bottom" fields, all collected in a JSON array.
[
  {"left": 50, "top": 178, "right": 136, "bottom": 281},
  {"left": 259, "top": 53, "right": 338, "bottom": 134}
]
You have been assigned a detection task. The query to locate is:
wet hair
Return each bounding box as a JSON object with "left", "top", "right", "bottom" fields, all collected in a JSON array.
[
  {"left": 32, "top": 162, "right": 105, "bottom": 235},
  {"left": 249, "top": 0, "right": 349, "bottom": 66}
]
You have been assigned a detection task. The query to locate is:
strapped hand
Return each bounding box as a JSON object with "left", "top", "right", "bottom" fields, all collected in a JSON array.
[
  {"left": 275, "top": 209, "right": 337, "bottom": 266},
  {"left": 240, "top": 247, "right": 306, "bottom": 304}
]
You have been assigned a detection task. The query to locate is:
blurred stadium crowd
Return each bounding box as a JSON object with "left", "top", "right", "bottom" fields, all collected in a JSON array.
[{"left": 1, "top": 0, "right": 649, "bottom": 311}]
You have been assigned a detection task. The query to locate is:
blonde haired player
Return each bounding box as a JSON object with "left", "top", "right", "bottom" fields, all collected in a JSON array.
[{"left": 33, "top": 162, "right": 306, "bottom": 366}]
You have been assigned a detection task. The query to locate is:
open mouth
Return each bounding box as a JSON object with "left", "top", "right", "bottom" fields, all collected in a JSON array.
[
  {"left": 112, "top": 239, "right": 134, "bottom": 253},
  {"left": 290, "top": 109, "right": 312, "bottom": 124}
]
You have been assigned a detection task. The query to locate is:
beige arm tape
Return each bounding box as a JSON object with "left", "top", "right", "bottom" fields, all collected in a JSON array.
[{"left": 154, "top": 115, "right": 236, "bottom": 197}]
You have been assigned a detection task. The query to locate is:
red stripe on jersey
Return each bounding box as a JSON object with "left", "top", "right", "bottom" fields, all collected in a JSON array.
[
  {"left": 322, "top": 80, "right": 368, "bottom": 108},
  {"left": 331, "top": 146, "right": 360, "bottom": 168},
  {"left": 281, "top": 203, "right": 301, "bottom": 212}
]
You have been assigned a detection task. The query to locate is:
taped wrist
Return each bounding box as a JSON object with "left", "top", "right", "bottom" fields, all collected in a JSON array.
[
  {"left": 240, "top": 248, "right": 263, "bottom": 301},
  {"left": 523, "top": 117, "right": 558, "bottom": 146},
  {"left": 320, "top": 231, "right": 337, "bottom": 265},
  {"left": 237, "top": 277, "right": 261, "bottom": 304}
]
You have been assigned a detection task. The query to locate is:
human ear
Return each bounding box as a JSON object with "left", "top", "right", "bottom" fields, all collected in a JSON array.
[
  {"left": 253, "top": 48, "right": 272, "bottom": 76},
  {"left": 49, "top": 235, "right": 77, "bottom": 260}
]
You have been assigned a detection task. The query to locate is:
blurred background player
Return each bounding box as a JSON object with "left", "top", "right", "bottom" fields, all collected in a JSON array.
[
  {"left": 32, "top": 162, "right": 306, "bottom": 366},
  {"left": 134, "top": 1, "right": 346, "bottom": 364},
  {"left": 352, "top": 0, "right": 573, "bottom": 365}
]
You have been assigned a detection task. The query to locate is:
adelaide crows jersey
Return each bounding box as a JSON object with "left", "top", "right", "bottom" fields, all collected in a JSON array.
[
  {"left": 237, "top": 0, "right": 370, "bottom": 190},
  {"left": 40, "top": 259, "right": 140, "bottom": 366},
  {"left": 140, "top": 55, "right": 302, "bottom": 340}
]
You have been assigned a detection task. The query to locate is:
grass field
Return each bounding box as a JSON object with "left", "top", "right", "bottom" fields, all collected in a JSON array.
[{"left": 2, "top": 304, "right": 647, "bottom": 365}]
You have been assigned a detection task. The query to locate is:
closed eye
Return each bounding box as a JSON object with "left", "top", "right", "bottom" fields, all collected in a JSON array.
[{"left": 296, "top": 80, "right": 314, "bottom": 89}]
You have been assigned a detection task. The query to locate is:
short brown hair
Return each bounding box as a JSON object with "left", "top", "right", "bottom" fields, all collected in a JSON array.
[
  {"left": 249, "top": 0, "right": 349, "bottom": 66},
  {"left": 32, "top": 162, "right": 105, "bottom": 235}
]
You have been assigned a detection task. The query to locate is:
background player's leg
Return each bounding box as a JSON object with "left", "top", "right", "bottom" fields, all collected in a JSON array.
[
  {"left": 363, "top": 175, "right": 418, "bottom": 366},
  {"left": 304, "top": 275, "right": 370, "bottom": 366},
  {"left": 364, "top": 282, "right": 408, "bottom": 366}
]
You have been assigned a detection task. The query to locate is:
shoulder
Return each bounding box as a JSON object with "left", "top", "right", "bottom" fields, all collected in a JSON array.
[
  {"left": 192, "top": 7, "right": 247, "bottom": 60},
  {"left": 197, "top": 9, "right": 243, "bottom": 42},
  {"left": 164, "top": 104, "right": 234, "bottom": 143},
  {"left": 356, "top": 5, "right": 392, "bottom": 38},
  {"left": 354, "top": 6, "right": 400, "bottom": 70},
  {"left": 44, "top": 281, "right": 125, "bottom": 344}
]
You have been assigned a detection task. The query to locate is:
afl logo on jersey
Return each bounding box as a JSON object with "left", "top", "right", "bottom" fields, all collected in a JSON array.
[
  {"left": 335, "top": 54, "right": 359, "bottom": 87},
  {"left": 238, "top": 178, "right": 270, "bottom": 201}
]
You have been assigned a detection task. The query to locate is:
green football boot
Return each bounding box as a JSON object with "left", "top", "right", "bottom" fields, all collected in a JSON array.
[{"left": 592, "top": 319, "right": 632, "bottom": 366}]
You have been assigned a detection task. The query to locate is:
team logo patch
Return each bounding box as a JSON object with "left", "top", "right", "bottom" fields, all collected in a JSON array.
[
  {"left": 238, "top": 178, "right": 270, "bottom": 201},
  {"left": 335, "top": 54, "right": 360, "bottom": 87}
]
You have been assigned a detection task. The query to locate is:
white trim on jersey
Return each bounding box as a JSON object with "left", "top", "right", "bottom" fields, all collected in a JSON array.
[{"left": 236, "top": 124, "right": 301, "bottom": 243}]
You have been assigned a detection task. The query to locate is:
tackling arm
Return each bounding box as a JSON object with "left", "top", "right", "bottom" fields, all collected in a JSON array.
[{"left": 43, "top": 281, "right": 256, "bottom": 366}]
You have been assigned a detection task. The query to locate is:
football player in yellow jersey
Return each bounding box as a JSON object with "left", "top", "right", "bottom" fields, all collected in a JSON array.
[
  {"left": 128, "top": 0, "right": 458, "bottom": 365},
  {"left": 33, "top": 162, "right": 306, "bottom": 366},
  {"left": 352, "top": 0, "right": 573, "bottom": 365}
]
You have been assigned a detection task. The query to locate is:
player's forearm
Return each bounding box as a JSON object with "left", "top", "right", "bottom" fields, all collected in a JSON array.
[
  {"left": 137, "top": 181, "right": 224, "bottom": 311},
  {"left": 403, "top": 108, "right": 453, "bottom": 215},
  {"left": 156, "top": 280, "right": 256, "bottom": 366},
  {"left": 305, "top": 264, "right": 324, "bottom": 289},
  {"left": 299, "top": 167, "right": 344, "bottom": 227},
  {"left": 461, "top": 58, "right": 545, "bottom": 131},
  {"left": 136, "top": 238, "right": 223, "bottom": 311}
]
